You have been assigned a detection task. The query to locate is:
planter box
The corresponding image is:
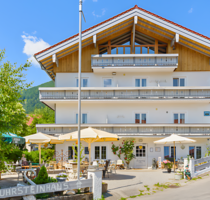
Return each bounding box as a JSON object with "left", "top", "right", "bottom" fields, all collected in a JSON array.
[
  {"left": 102, "top": 182, "right": 108, "bottom": 194},
  {"left": 56, "top": 177, "right": 67, "bottom": 182},
  {"left": 175, "top": 174, "right": 183, "bottom": 180}
]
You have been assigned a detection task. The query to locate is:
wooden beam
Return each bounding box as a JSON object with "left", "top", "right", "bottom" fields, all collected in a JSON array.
[
  {"left": 171, "top": 33, "right": 179, "bottom": 50},
  {"left": 93, "top": 34, "right": 97, "bottom": 48},
  {"left": 52, "top": 54, "right": 59, "bottom": 67},
  {"left": 155, "top": 39, "right": 158, "bottom": 54},
  {"left": 108, "top": 40, "right": 111, "bottom": 54}
]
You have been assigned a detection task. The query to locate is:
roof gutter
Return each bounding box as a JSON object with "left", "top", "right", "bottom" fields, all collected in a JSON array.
[{"left": 33, "top": 55, "right": 55, "bottom": 82}]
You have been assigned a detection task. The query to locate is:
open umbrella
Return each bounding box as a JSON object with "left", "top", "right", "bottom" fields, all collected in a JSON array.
[
  {"left": 59, "top": 127, "right": 119, "bottom": 164},
  {"left": 2, "top": 133, "right": 25, "bottom": 145},
  {"left": 24, "top": 132, "right": 63, "bottom": 164},
  {"left": 154, "top": 134, "right": 196, "bottom": 172}
]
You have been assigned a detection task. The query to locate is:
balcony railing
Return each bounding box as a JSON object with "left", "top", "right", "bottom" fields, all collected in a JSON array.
[
  {"left": 36, "top": 124, "right": 210, "bottom": 136},
  {"left": 91, "top": 54, "right": 178, "bottom": 68},
  {"left": 39, "top": 88, "right": 210, "bottom": 100}
]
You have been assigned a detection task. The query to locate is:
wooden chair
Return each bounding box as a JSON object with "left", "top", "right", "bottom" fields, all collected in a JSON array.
[
  {"left": 103, "top": 160, "right": 110, "bottom": 178},
  {"left": 46, "top": 161, "right": 56, "bottom": 171}
]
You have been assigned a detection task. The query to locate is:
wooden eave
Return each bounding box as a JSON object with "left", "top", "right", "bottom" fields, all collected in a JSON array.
[{"left": 35, "top": 6, "right": 210, "bottom": 80}]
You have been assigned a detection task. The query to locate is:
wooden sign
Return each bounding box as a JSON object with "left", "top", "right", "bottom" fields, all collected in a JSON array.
[{"left": 0, "top": 179, "right": 92, "bottom": 198}]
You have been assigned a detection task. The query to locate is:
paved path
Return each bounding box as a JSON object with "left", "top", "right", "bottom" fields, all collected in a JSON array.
[
  {"left": 103, "top": 169, "right": 175, "bottom": 200},
  {"left": 135, "top": 174, "right": 210, "bottom": 200}
]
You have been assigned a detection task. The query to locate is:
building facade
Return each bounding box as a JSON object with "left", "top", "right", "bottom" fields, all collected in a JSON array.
[{"left": 34, "top": 5, "right": 210, "bottom": 168}]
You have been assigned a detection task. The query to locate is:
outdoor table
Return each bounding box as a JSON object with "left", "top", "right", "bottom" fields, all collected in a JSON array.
[{"left": 22, "top": 165, "right": 40, "bottom": 169}]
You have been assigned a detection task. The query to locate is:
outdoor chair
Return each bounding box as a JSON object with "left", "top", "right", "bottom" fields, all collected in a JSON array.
[
  {"left": 93, "top": 161, "right": 98, "bottom": 166},
  {"left": 46, "top": 161, "right": 56, "bottom": 171},
  {"left": 66, "top": 164, "right": 75, "bottom": 179},
  {"left": 103, "top": 160, "right": 110, "bottom": 178},
  {"left": 109, "top": 160, "right": 117, "bottom": 173},
  {"left": 116, "top": 160, "right": 124, "bottom": 169}
]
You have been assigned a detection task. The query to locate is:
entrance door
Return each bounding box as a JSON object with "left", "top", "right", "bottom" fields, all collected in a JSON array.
[{"left": 134, "top": 144, "right": 147, "bottom": 168}]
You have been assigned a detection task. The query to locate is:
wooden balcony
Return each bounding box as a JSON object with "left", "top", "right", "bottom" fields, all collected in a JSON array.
[
  {"left": 36, "top": 124, "right": 210, "bottom": 137},
  {"left": 91, "top": 54, "right": 178, "bottom": 72}
]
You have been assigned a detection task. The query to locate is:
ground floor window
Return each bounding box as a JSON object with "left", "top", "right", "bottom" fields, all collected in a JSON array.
[
  {"left": 84, "top": 147, "right": 89, "bottom": 154},
  {"left": 68, "top": 146, "right": 73, "bottom": 159},
  {"left": 189, "top": 146, "right": 201, "bottom": 159},
  {"left": 164, "top": 146, "right": 176, "bottom": 159},
  {"left": 94, "top": 146, "right": 106, "bottom": 159}
]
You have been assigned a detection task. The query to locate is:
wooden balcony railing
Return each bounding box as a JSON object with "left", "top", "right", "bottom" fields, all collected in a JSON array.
[{"left": 91, "top": 54, "right": 178, "bottom": 67}]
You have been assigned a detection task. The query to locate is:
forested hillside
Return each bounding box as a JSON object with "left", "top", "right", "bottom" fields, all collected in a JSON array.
[{"left": 22, "top": 81, "right": 54, "bottom": 113}]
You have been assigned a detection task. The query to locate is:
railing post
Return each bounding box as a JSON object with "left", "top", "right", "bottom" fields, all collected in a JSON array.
[
  {"left": 155, "top": 57, "right": 157, "bottom": 66},
  {"left": 87, "top": 168, "right": 102, "bottom": 200},
  {"left": 189, "top": 159, "right": 195, "bottom": 177},
  {"left": 64, "top": 90, "right": 66, "bottom": 99}
]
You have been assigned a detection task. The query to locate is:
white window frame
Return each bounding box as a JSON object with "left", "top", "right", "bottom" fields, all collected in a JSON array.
[
  {"left": 134, "top": 78, "right": 148, "bottom": 87},
  {"left": 68, "top": 146, "right": 77, "bottom": 160},
  {"left": 172, "top": 77, "right": 186, "bottom": 86},
  {"left": 134, "top": 112, "right": 148, "bottom": 124},
  {"left": 75, "top": 78, "right": 89, "bottom": 87},
  {"left": 76, "top": 113, "right": 88, "bottom": 124},
  {"left": 189, "top": 146, "right": 202, "bottom": 159},
  {"left": 94, "top": 145, "right": 107, "bottom": 160},
  {"left": 103, "top": 78, "right": 113, "bottom": 87},
  {"left": 172, "top": 112, "right": 187, "bottom": 124}
]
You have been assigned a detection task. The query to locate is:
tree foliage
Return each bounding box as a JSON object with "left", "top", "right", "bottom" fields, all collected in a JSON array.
[{"left": 0, "top": 49, "right": 32, "bottom": 173}]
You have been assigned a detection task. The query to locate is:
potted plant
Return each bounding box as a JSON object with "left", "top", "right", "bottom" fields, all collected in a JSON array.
[
  {"left": 163, "top": 160, "right": 173, "bottom": 173},
  {"left": 102, "top": 182, "right": 108, "bottom": 193},
  {"left": 175, "top": 170, "right": 183, "bottom": 180},
  {"left": 56, "top": 172, "right": 68, "bottom": 182}
]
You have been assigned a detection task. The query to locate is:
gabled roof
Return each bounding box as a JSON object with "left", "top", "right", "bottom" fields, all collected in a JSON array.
[{"left": 35, "top": 5, "right": 210, "bottom": 58}]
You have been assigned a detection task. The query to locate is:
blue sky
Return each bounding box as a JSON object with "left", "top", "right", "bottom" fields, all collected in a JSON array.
[{"left": 1, "top": 0, "right": 210, "bottom": 87}]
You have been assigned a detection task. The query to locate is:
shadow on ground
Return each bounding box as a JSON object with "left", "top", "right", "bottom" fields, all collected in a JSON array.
[{"left": 103, "top": 173, "right": 136, "bottom": 181}]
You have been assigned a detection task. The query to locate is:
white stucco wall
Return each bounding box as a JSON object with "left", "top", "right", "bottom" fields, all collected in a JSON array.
[
  {"left": 55, "top": 101, "right": 210, "bottom": 124},
  {"left": 55, "top": 138, "right": 209, "bottom": 168},
  {"left": 55, "top": 72, "right": 210, "bottom": 87}
]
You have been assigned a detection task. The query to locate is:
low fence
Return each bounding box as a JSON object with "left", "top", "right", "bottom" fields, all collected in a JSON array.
[
  {"left": 184, "top": 156, "right": 210, "bottom": 178},
  {"left": 0, "top": 169, "right": 101, "bottom": 200}
]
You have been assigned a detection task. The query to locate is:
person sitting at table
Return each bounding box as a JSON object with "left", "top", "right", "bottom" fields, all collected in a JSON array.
[{"left": 21, "top": 154, "right": 29, "bottom": 166}]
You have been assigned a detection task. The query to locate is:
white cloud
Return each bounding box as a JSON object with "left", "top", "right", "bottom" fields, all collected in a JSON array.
[
  {"left": 92, "top": 8, "right": 106, "bottom": 17},
  {"left": 93, "top": 0, "right": 98, "bottom": 2},
  {"left": 188, "top": 8, "right": 193, "bottom": 13},
  {"left": 21, "top": 33, "right": 50, "bottom": 66}
]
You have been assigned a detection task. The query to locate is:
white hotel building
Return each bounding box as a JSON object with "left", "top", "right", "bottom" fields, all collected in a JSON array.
[{"left": 34, "top": 5, "right": 210, "bottom": 168}]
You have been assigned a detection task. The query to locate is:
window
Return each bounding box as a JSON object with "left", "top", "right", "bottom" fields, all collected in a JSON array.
[
  {"left": 104, "top": 79, "right": 112, "bottom": 87},
  {"left": 84, "top": 147, "right": 89, "bottom": 154},
  {"left": 135, "top": 79, "right": 147, "bottom": 87},
  {"left": 68, "top": 146, "right": 73, "bottom": 159},
  {"left": 101, "top": 146, "right": 107, "bottom": 159},
  {"left": 189, "top": 146, "right": 195, "bottom": 158},
  {"left": 173, "top": 78, "right": 185, "bottom": 87},
  {"left": 142, "top": 79, "right": 147, "bottom": 87},
  {"left": 171, "top": 146, "right": 176, "bottom": 159},
  {"left": 196, "top": 147, "right": 201, "bottom": 159},
  {"left": 95, "top": 146, "right": 100, "bottom": 159},
  {"left": 164, "top": 146, "right": 170, "bottom": 159},
  {"left": 135, "top": 79, "right": 140, "bottom": 87},
  {"left": 135, "top": 114, "right": 140, "bottom": 123},
  {"left": 76, "top": 78, "right": 88, "bottom": 87},
  {"left": 174, "top": 113, "right": 185, "bottom": 124},
  {"left": 94, "top": 146, "right": 106, "bottom": 159},
  {"left": 189, "top": 146, "right": 201, "bottom": 159},
  {"left": 141, "top": 114, "right": 146, "bottom": 124},
  {"left": 135, "top": 113, "right": 147, "bottom": 124},
  {"left": 76, "top": 113, "right": 87, "bottom": 124}
]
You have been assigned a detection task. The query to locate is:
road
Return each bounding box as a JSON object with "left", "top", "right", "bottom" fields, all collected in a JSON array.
[{"left": 135, "top": 175, "right": 210, "bottom": 200}]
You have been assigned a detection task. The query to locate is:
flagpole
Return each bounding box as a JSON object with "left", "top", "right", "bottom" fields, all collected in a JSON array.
[{"left": 77, "top": 0, "right": 82, "bottom": 180}]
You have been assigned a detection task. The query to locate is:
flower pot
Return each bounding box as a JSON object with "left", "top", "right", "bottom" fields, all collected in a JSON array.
[
  {"left": 175, "top": 174, "right": 182, "bottom": 180},
  {"left": 56, "top": 177, "right": 67, "bottom": 182},
  {"left": 102, "top": 182, "right": 108, "bottom": 194},
  {"left": 167, "top": 168, "right": 171, "bottom": 173}
]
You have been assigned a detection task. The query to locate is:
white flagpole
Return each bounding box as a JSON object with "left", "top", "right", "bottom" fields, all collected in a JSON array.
[{"left": 77, "top": 0, "right": 82, "bottom": 180}]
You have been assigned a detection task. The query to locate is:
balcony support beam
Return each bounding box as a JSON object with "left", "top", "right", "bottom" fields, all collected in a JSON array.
[
  {"left": 171, "top": 33, "right": 179, "bottom": 50},
  {"left": 52, "top": 54, "right": 59, "bottom": 68},
  {"left": 93, "top": 35, "right": 97, "bottom": 48}
]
